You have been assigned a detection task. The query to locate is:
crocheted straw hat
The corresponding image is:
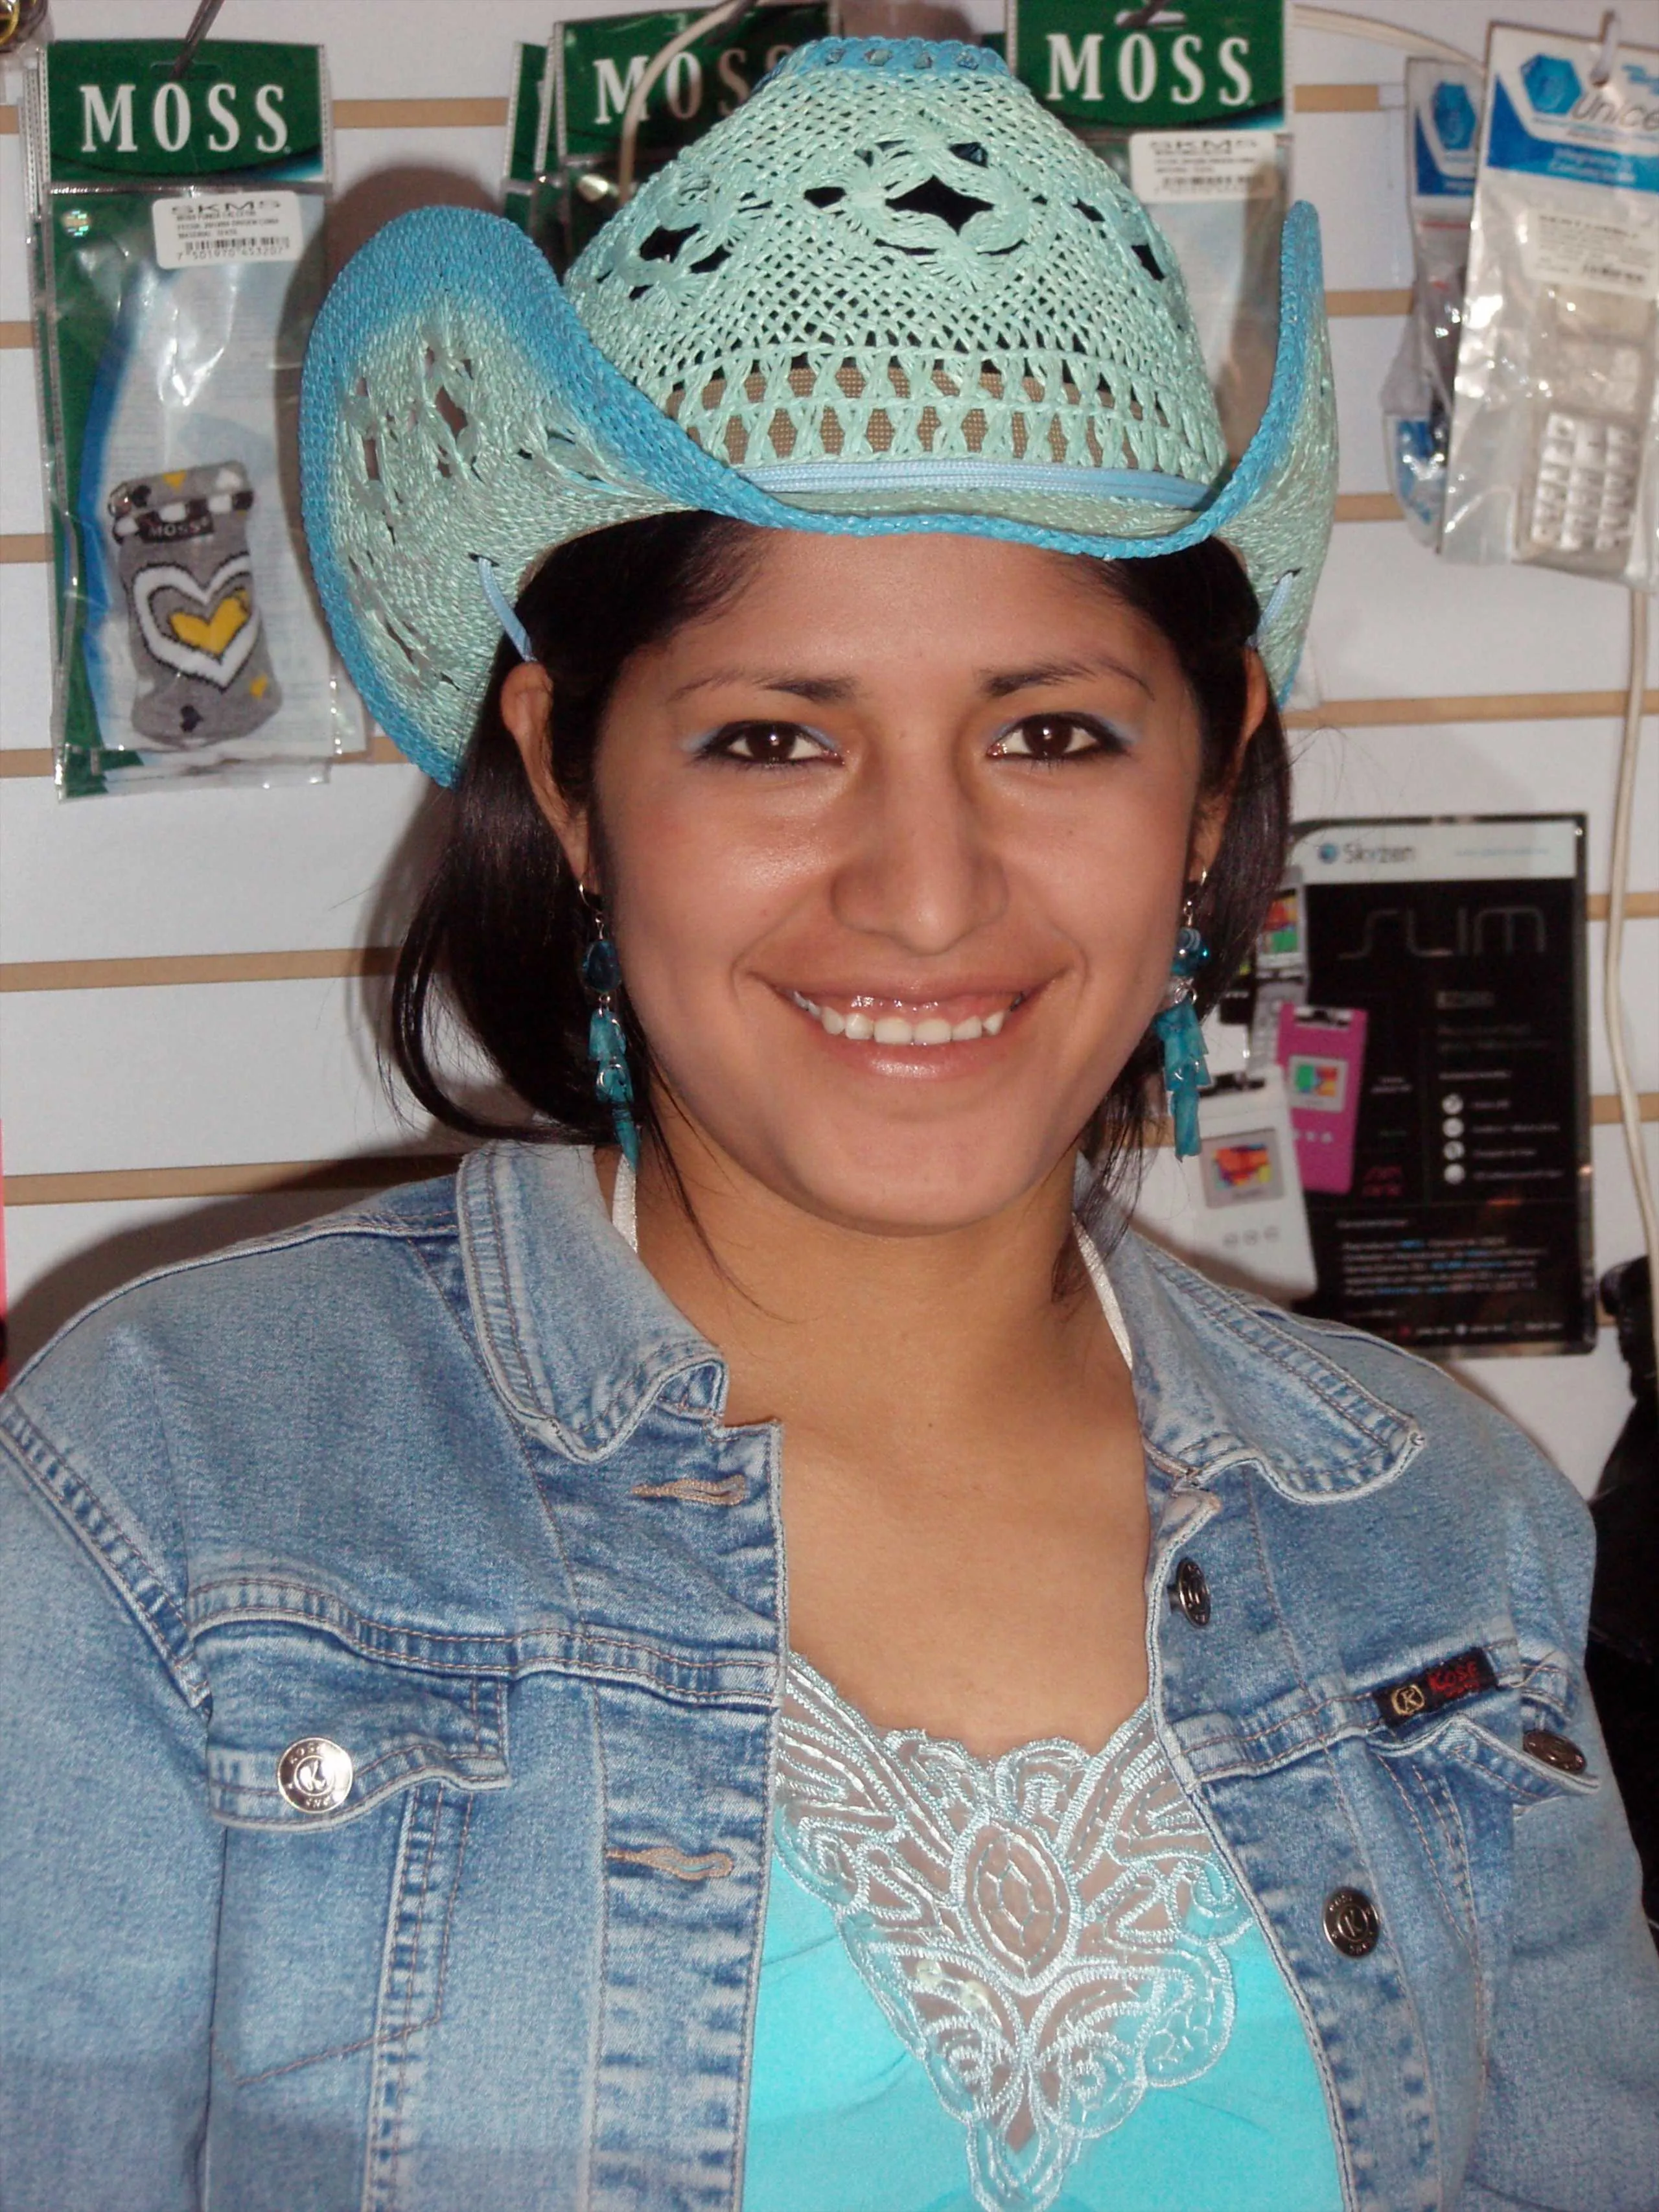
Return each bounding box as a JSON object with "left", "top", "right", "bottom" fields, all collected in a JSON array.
[{"left": 301, "top": 36, "right": 1336, "bottom": 787}]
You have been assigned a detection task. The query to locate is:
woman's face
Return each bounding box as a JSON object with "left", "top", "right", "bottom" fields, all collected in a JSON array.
[{"left": 514, "top": 530, "right": 1255, "bottom": 1235}]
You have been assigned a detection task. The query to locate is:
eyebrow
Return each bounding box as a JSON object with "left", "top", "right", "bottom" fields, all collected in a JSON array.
[
  {"left": 667, "top": 669, "right": 857, "bottom": 705},
  {"left": 667, "top": 653, "right": 1151, "bottom": 707},
  {"left": 979, "top": 654, "right": 1152, "bottom": 700}
]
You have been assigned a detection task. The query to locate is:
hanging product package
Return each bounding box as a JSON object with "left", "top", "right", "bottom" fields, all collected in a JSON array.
[
  {"left": 1380, "top": 58, "right": 1483, "bottom": 546},
  {"left": 1442, "top": 21, "right": 1659, "bottom": 586},
  {"left": 24, "top": 39, "right": 353, "bottom": 797},
  {"left": 505, "top": 3, "right": 836, "bottom": 274},
  {"left": 1005, "top": 0, "right": 1290, "bottom": 459}
]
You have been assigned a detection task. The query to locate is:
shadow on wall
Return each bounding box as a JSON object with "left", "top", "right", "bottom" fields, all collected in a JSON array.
[{"left": 6, "top": 1161, "right": 462, "bottom": 1379}]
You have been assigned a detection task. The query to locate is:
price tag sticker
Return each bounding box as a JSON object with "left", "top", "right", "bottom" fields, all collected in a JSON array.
[
  {"left": 1129, "top": 130, "right": 1280, "bottom": 204},
  {"left": 152, "top": 191, "right": 305, "bottom": 270},
  {"left": 1522, "top": 205, "right": 1659, "bottom": 300}
]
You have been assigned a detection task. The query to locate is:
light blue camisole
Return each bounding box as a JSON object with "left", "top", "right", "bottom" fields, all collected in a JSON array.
[
  {"left": 744, "top": 1657, "right": 1343, "bottom": 2212},
  {"left": 604, "top": 1158, "right": 1342, "bottom": 2211}
]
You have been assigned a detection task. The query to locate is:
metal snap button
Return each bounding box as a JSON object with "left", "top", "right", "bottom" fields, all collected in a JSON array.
[
  {"left": 1323, "top": 1887, "right": 1380, "bottom": 1959},
  {"left": 1170, "top": 1557, "right": 1211, "bottom": 1626},
  {"left": 1522, "top": 1728, "right": 1586, "bottom": 1776},
  {"left": 276, "top": 1736, "right": 355, "bottom": 1813}
]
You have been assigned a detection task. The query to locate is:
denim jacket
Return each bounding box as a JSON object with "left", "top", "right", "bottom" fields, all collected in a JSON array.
[{"left": 3, "top": 1140, "right": 1656, "bottom": 2212}]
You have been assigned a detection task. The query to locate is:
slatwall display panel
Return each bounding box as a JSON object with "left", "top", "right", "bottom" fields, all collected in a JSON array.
[
  {"left": 3, "top": 0, "right": 1655, "bottom": 1494},
  {"left": 0, "top": 767, "right": 435, "bottom": 961},
  {"left": 1, "top": 979, "right": 424, "bottom": 1172}
]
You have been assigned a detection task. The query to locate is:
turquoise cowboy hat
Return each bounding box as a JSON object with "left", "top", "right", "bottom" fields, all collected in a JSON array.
[{"left": 300, "top": 36, "right": 1336, "bottom": 786}]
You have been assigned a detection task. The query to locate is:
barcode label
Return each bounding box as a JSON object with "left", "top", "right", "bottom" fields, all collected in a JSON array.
[{"left": 152, "top": 192, "right": 304, "bottom": 270}]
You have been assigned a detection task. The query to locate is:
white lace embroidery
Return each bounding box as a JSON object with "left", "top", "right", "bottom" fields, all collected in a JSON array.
[{"left": 772, "top": 1659, "right": 1252, "bottom": 2212}]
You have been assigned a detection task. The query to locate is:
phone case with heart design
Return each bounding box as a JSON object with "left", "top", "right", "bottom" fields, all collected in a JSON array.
[{"left": 108, "top": 463, "right": 283, "bottom": 746}]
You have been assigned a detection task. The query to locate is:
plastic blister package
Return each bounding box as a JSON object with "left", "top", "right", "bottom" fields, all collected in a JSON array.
[
  {"left": 1443, "top": 23, "right": 1659, "bottom": 588},
  {"left": 24, "top": 37, "right": 356, "bottom": 796},
  {"left": 1005, "top": 0, "right": 1291, "bottom": 460},
  {"left": 1381, "top": 60, "right": 1483, "bottom": 545}
]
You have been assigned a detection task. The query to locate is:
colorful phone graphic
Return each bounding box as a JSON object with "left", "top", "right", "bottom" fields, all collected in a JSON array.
[{"left": 1277, "top": 1005, "right": 1369, "bottom": 1196}]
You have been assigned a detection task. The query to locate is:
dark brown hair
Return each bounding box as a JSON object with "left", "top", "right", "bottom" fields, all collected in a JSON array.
[{"left": 391, "top": 513, "right": 1290, "bottom": 1200}]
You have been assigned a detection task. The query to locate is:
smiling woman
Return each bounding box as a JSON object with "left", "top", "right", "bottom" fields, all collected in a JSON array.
[
  {"left": 4, "top": 34, "right": 1658, "bottom": 2212},
  {"left": 395, "top": 517, "right": 1284, "bottom": 1234}
]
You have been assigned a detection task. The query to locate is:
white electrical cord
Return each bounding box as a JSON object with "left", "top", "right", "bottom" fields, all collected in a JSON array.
[
  {"left": 1605, "top": 587, "right": 1659, "bottom": 1384},
  {"left": 1291, "top": 6, "right": 1477, "bottom": 68}
]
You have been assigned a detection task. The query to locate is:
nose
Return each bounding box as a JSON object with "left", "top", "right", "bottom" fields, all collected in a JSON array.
[{"left": 829, "top": 739, "right": 1007, "bottom": 955}]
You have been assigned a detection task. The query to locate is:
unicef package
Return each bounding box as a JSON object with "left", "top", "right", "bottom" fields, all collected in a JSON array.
[
  {"left": 1443, "top": 23, "right": 1659, "bottom": 587},
  {"left": 23, "top": 39, "right": 354, "bottom": 797},
  {"left": 1380, "top": 60, "right": 1483, "bottom": 545}
]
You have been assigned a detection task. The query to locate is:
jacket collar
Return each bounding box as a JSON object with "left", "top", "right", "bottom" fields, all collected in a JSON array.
[{"left": 460, "top": 1139, "right": 1421, "bottom": 1495}]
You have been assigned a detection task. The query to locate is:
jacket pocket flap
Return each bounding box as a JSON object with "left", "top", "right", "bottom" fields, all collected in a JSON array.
[
  {"left": 1428, "top": 1712, "right": 1599, "bottom": 1804},
  {"left": 203, "top": 1626, "right": 510, "bottom": 1828}
]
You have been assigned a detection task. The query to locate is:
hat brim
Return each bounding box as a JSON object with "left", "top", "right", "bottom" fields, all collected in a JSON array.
[{"left": 301, "top": 202, "right": 1334, "bottom": 786}]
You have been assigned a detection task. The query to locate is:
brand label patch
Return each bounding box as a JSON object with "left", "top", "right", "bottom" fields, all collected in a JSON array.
[{"left": 1374, "top": 1647, "right": 1498, "bottom": 1728}]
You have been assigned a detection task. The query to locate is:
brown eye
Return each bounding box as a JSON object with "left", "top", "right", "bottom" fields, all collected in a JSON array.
[
  {"left": 705, "top": 721, "right": 831, "bottom": 765},
  {"left": 991, "top": 715, "right": 1125, "bottom": 761}
]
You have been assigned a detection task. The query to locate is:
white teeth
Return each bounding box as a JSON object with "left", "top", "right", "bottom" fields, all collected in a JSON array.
[{"left": 790, "top": 992, "right": 1016, "bottom": 1045}]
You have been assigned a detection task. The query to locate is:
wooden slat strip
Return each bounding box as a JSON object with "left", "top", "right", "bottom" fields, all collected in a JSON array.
[
  {"left": 5, "top": 1156, "right": 461, "bottom": 1206},
  {"left": 5, "top": 899, "right": 1653, "bottom": 995},
  {"left": 10, "top": 1108, "right": 1653, "bottom": 1207},
  {"left": 1, "top": 948, "right": 399, "bottom": 992},
  {"left": 1593, "top": 1094, "right": 1659, "bottom": 1126},
  {"left": 1334, "top": 491, "right": 1400, "bottom": 522},
  {"left": 5, "top": 686, "right": 1653, "bottom": 780},
  {"left": 0, "top": 320, "right": 30, "bottom": 349},
  {"left": 1286, "top": 688, "right": 1659, "bottom": 729},
  {"left": 1292, "top": 83, "right": 1383, "bottom": 112},
  {"left": 0, "top": 106, "right": 15, "bottom": 137},
  {"left": 0, "top": 534, "right": 50, "bottom": 565},
  {"left": 1324, "top": 288, "right": 1412, "bottom": 318},
  {"left": 333, "top": 95, "right": 509, "bottom": 129}
]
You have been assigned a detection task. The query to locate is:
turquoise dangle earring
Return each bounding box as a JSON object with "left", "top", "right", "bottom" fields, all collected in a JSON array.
[
  {"left": 1152, "top": 885, "right": 1211, "bottom": 1160},
  {"left": 579, "top": 892, "right": 640, "bottom": 1170}
]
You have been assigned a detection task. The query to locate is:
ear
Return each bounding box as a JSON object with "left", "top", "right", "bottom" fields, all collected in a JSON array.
[
  {"left": 1188, "top": 649, "right": 1270, "bottom": 881},
  {"left": 500, "top": 662, "right": 594, "bottom": 885}
]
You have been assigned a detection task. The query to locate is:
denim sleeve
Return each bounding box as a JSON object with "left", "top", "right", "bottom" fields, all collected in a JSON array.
[
  {"left": 1458, "top": 1630, "right": 1659, "bottom": 2207},
  {"left": 0, "top": 1423, "right": 220, "bottom": 2211}
]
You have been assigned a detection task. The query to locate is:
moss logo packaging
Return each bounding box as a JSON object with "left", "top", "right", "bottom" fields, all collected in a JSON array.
[
  {"left": 1005, "top": 0, "right": 1290, "bottom": 458},
  {"left": 1444, "top": 21, "right": 1659, "bottom": 587},
  {"left": 503, "top": 3, "right": 835, "bottom": 270},
  {"left": 23, "top": 40, "right": 354, "bottom": 796}
]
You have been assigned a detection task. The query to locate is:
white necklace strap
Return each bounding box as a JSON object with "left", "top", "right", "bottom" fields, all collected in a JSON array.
[
  {"left": 1074, "top": 1217, "right": 1134, "bottom": 1371},
  {"left": 611, "top": 1150, "right": 639, "bottom": 1252}
]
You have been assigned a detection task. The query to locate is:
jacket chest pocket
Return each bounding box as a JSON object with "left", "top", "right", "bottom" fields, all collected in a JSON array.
[
  {"left": 202, "top": 1627, "right": 511, "bottom": 2087},
  {"left": 1373, "top": 1682, "right": 1598, "bottom": 1955}
]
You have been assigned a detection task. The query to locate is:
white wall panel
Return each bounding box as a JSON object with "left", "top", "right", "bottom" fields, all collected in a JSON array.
[
  {"left": 0, "top": 565, "right": 54, "bottom": 751},
  {"left": 0, "top": 132, "right": 26, "bottom": 321},
  {"left": 1291, "top": 110, "right": 1410, "bottom": 288},
  {"left": 0, "top": 761, "right": 434, "bottom": 960},
  {"left": 1, "top": 977, "right": 424, "bottom": 1172},
  {"left": 1329, "top": 315, "right": 1404, "bottom": 497},
  {"left": 1292, "top": 715, "right": 1659, "bottom": 892},
  {"left": 0, "top": 348, "right": 45, "bottom": 533},
  {"left": 1306, "top": 524, "right": 1658, "bottom": 703}
]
